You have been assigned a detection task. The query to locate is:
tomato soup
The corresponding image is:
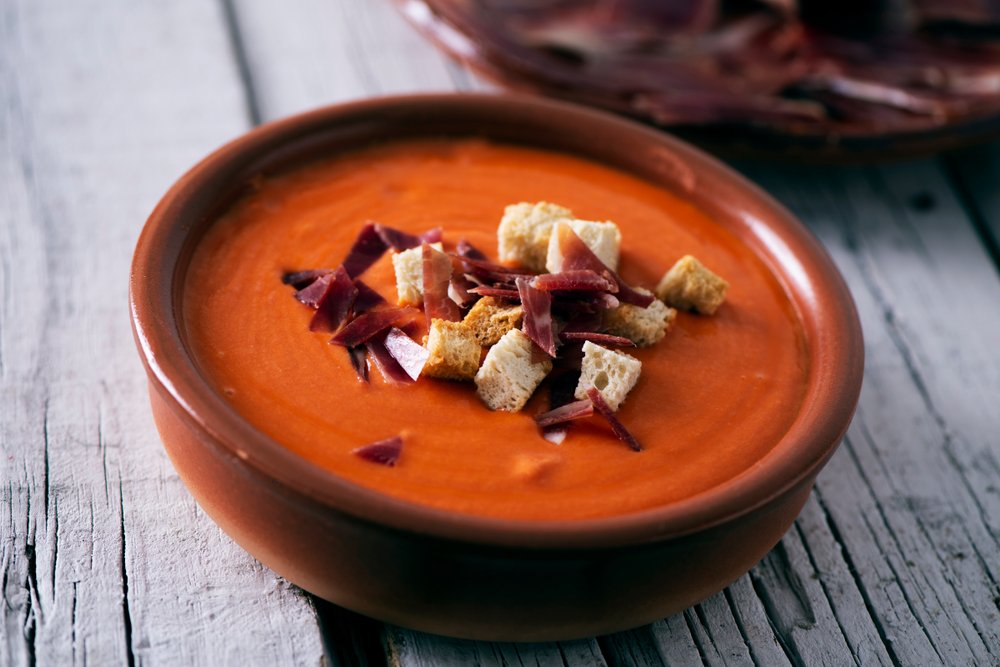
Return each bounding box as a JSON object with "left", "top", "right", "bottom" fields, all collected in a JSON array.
[{"left": 183, "top": 139, "right": 808, "bottom": 521}]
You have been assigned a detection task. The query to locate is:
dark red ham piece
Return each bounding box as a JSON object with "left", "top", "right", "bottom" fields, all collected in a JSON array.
[
  {"left": 352, "top": 279, "right": 387, "bottom": 315},
  {"left": 561, "top": 332, "right": 636, "bottom": 347},
  {"left": 352, "top": 435, "right": 403, "bottom": 466},
  {"left": 456, "top": 238, "right": 488, "bottom": 261},
  {"left": 534, "top": 399, "right": 595, "bottom": 429},
  {"left": 422, "top": 242, "right": 461, "bottom": 323},
  {"left": 469, "top": 285, "right": 521, "bottom": 300},
  {"left": 516, "top": 277, "right": 557, "bottom": 357},
  {"left": 367, "top": 334, "right": 417, "bottom": 384},
  {"left": 347, "top": 346, "right": 369, "bottom": 383},
  {"left": 551, "top": 291, "right": 620, "bottom": 315},
  {"left": 294, "top": 272, "right": 334, "bottom": 308},
  {"left": 419, "top": 227, "right": 444, "bottom": 244},
  {"left": 373, "top": 224, "right": 444, "bottom": 251},
  {"left": 329, "top": 307, "right": 418, "bottom": 347},
  {"left": 453, "top": 254, "right": 524, "bottom": 274},
  {"left": 283, "top": 269, "right": 331, "bottom": 289},
  {"left": 309, "top": 266, "right": 358, "bottom": 333},
  {"left": 560, "top": 311, "right": 603, "bottom": 334},
  {"left": 532, "top": 270, "right": 617, "bottom": 293},
  {"left": 552, "top": 224, "right": 654, "bottom": 307},
  {"left": 587, "top": 387, "right": 643, "bottom": 452},
  {"left": 454, "top": 254, "right": 537, "bottom": 284},
  {"left": 342, "top": 222, "right": 388, "bottom": 278},
  {"left": 449, "top": 271, "right": 480, "bottom": 308},
  {"left": 374, "top": 224, "right": 420, "bottom": 251},
  {"left": 383, "top": 327, "right": 430, "bottom": 381}
]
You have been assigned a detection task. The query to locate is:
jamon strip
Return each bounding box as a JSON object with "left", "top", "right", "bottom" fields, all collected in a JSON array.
[
  {"left": 283, "top": 269, "right": 331, "bottom": 290},
  {"left": 383, "top": 327, "right": 430, "bottom": 381},
  {"left": 329, "top": 307, "right": 418, "bottom": 347},
  {"left": 352, "top": 435, "right": 403, "bottom": 466},
  {"left": 532, "top": 270, "right": 617, "bottom": 293},
  {"left": 534, "top": 399, "right": 594, "bottom": 428},
  {"left": 587, "top": 387, "right": 643, "bottom": 452},
  {"left": 516, "top": 277, "right": 557, "bottom": 357},
  {"left": 309, "top": 266, "right": 358, "bottom": 333},
  {"left": 342, "top": 222, "right": 388, "bottom": 278},
  {"left": 422, "top": 242, "right": 461, "bottom": 323},
  {"left": 553, "top": 225, "right": 653, "bottom": 307},
  {"left": 560, "top": 332, "right": 636, "bottom": 347}
]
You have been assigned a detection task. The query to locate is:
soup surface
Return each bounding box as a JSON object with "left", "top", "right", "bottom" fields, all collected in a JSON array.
[{"left": 183, "top": 139, "right": 808, "bottom": 520}]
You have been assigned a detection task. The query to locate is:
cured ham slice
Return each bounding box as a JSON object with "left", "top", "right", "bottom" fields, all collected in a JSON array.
[
  {"left": 352, "top": 436, "right": 403, "bottom": 466},
  {"left": 516, "top": 277, "right": 557, "bottom": 357}
]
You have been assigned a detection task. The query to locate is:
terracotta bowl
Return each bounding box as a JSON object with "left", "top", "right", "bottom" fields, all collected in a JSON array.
[{"left": 129, "top": 93, "right": 863, "bottom": 642}]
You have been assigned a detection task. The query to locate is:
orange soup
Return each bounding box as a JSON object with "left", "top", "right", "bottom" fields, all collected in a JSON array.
[{"left": 183, "top": 139, "right": 808, "bottom": 520}]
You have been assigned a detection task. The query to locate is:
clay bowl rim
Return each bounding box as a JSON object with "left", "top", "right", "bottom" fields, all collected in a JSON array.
[{"left": 130, "top": 92, "right": 863, "bottom": 551}]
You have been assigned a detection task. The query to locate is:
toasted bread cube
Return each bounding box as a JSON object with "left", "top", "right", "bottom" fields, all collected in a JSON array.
[
  {"left": 574, "top": 341, "right": 641, "bottom": 411},
  {"left": 462, "top": 296, "right": 524, "bottom": 346},
  {"left": 655, "top": 255, "right": 729, "bottom": 315},
  {"left": 497, "top": 202, "right": 573, "bottom": 271},
  {"left": 545, "top": 219, "right": 622, "bottom": 273},
  {"left": 602, "top": 289, "right": 677, "bottom": 347},
  {"left": 475, "top": 329, "right": 552, "bottom": 412},
  {"left": 391, "top": 242, "right": 443, "bottom": 306},
  {"left": 422, "top": 319, "right": 481, "bottom": 380}
]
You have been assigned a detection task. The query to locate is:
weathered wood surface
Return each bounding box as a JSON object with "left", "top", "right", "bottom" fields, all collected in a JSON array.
[
  {"left": 0, "top": 1, "right": 325, "bottom": 665},
  {"left": 3, "top": 0, "right": 999, "bottom": 664}
]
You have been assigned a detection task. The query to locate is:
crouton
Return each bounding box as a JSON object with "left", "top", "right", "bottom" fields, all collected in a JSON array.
[
  {"left": 422, "top": 319, "right": 481, "bottom": 380},
  {"left": 462, "top": 296, "right": 524, "bottom": 346},
  {"left": 655, "top": 255, "right": 729, "bottom": 315},
  {"left": 497, "top": 202, "right": 573, "bottom": 271},
  {"left": 574, "top": 341, "right": 641, "bottom": 411},
  {"left": 391, "top": 242, "right": 443, "bottom": 306},
  {"left": 602, "top": 290, "right": 677, "bottom": 347},
  {"left": 545, "top": 219, "right": 622, "bottom": 273},
  {"left": 475, "top": 329, "right": 552, "bottom": 412}
]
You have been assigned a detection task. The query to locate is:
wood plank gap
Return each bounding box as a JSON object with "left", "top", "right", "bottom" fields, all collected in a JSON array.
[
  {"left": 812, "top": 487, "right": 902, "bottom": 667},
  {"left": 722, "top": 587, "right": 763, "bottom": 667},
  {"left": 592, "top": 635, "right": 618, "bottom": 666},
  {"left": 853, "top": 419, "right": 999, "bottom": 660},
  {"left": 117, "top": 480, "right": 135, "bottom": 667},
  {"left": 746, "top": 566, "right": 805, "bottom": 667},
  {"left": 595, "top": 628, "right": 666, "bottom": 667},
  {"left": 789, "top": 522, "right": 860, "bottom": 667},
  {"left": 840, "top": 196, "right": 1000, "bottom": 556},
  {"left": 681, "top": 609, "right": 712, "bottom": 666},
  {"left": 219, "top": 0, "right": 262, "bottom": 126},
  {"left": 312, "top": 598, "right": 387, "bottom": 667},
  {"left": 41, "top": 398, "right": 49, "bottom": 526},
  {"left": 940, "top": 156, "right": 1000, "bottom": 277},
  {"left": 23, "top": 542, "right": 37, "bottom": 667},
  {"left": 838, "top": 437, "right": 947, "bottom": 664}
]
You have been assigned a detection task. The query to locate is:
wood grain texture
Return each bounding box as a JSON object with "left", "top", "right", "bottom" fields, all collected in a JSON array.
[
  {"left": 742, "top": 159, "right": 1000, "bottom": 665},
  {"left": 0, "top": 0, "right": 324, "bottom": 664},
  {"left": 944, "top": 145, "right": 1000, "bottom": 272},
  {"left": 229, "top": 0, "right": 457, "bottom": 120},
  {"left": 6, "top": 0, "right": 1000, "bottom": 664},
  {"left": 218, "top": 1, "right": 1000, "bottom": 665}
]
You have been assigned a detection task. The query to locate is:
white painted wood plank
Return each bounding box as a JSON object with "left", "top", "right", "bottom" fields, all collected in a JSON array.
[
  {"left": 0, "top": 0, "right": 325, "bottom": 664},
  {"left": 384, "top": 627, "right": 607, "bottom": 667},
  {"left": 198, "top": 2, "right": 1000, "bottom": 664},
  {"left": 741, "top": 158, "right": 1000, "bottom": 665},
  {"left": 230, "top": 0, "right": 458, "bottom": 121}
]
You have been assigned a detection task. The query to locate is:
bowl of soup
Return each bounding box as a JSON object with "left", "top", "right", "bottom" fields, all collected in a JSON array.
[{"left": 129, "top": 93, "right": 862, "bottom": 641}]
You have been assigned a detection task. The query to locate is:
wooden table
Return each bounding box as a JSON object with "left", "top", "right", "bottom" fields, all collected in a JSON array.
[{"left": 3, "top": 2, "right": 998, "bottom": 665}]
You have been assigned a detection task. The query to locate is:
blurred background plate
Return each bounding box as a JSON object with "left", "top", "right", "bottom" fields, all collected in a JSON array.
[{"left": 398, "top": 0, "right": 1000, "bottom": 159}]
